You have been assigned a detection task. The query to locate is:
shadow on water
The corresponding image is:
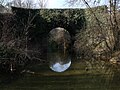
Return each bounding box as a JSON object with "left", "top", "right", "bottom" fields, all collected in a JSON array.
[{"left": 0, "top": 50, "right": 120, "bottom": 90}]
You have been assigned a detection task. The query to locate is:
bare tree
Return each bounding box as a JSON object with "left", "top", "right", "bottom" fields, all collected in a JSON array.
[
  {"left": 24, "top": 0, "right": 34, "bottom": 8},
  {"left": 66, "top": 0, "right": 92, "bottom": 7},
  {"left": 0, "top": 0, "right": 4, "bottom": 5},
  {"left": 6, "top": 0, "right": 48, "bottom": 8},
  {"left": 66, "top": 0, "right": 120, "bottom": 59},
  {"left": 38, "top": 0, "right": 48, "bottom": 8},
  {"left": 0, "top": 0, "right": 8, "bottom": 6},
  {"left": 6, "top": 0, "right": 34, "bottom": 8},
  {"left": 0, "top": 8, "right": 45, "bottom": 72},
  {"left": 66, "top": 0, "right": 120, "bottom": 9}
]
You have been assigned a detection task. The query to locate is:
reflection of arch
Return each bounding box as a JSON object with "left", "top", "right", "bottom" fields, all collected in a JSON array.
[
  {"left": 48, "top": 52, "right": 70, "bottom": 64},
  {"left": 49, "top": 52, "right": 71, "bottom": 72},
  {"left": 48, "top": 27, "right": 71, "bottom": 53}
]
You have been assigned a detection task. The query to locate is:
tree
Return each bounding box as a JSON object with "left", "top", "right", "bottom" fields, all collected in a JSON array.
[
  {"left": 0, "top": 0, "right": 11, "bottom": 13},
  {"left": 38, "top": 0, "right": 48, "bottom": 8},
  {"left": 66, "top": 0, "right": 120, "bottom": 58},
  {"left": 66, "top": 0, "right": 120, "bottom": 10},
  {"left": 0, "top": 0, "right": 6, "bottom": 5},
  {"left": 0, "top": 1, "right": 47, "bottom": 73},
  {"left": 6, "top": 0, "right": 48, "bottom": 8}
]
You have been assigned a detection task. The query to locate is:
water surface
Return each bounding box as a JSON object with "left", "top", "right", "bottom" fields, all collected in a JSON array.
[{"left": 0, "top": 52, "right": 120, "bottom": 90}]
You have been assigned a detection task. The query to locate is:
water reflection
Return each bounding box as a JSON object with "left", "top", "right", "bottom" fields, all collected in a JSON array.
[
  {"left": 50, "top": 60, "right": 71, "bottom": 72},
  {"left": 1, "top": 54, "right": 120, "bottom": 90},
  {"left": 48, "top": 52, "right": 71, "bottom": 72}
]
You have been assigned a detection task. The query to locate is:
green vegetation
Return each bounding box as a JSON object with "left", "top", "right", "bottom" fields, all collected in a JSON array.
[
  {"left": 40, "top": 9, "right": 86, "bottom": 36},
  {"left": 0, "top": 5, "right": 120, "bottom": 76},
  {"left": 0, "top": 1, "right": 120, "bottom": 90},
  {"left": 0, "top": 59, "right": 120, "bottom": 90},
  {"left": 0, "top": 7, "right": 86, "bottom": 73}
]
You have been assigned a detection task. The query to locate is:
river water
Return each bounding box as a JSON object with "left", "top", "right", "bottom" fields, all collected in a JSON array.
[{"left": 0, "top": 51, "right": 120, "bottom": 90}]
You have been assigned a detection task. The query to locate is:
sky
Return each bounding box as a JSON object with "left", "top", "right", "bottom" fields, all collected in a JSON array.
[
  {"left": 48, "top": 0, "right": 66, "bottom": 8},
  {"left": 36, "top": 0, "right": 109, "bottom": 8},
  {"left": 2, "top": 0, "right": 110, "bottom": 9}
]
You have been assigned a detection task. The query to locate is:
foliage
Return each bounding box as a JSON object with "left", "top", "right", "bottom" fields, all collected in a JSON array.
[
  {"left": 67, "top": 0, "right": 120, "bottom": 60},
  {"left": 84, "top": 5, "right": 108, "bottom": 28},
  {"left": 12, "top": 7, "right": 86, "bottom": 39},
  {"left": 40, "top": 9, "right": 86, "bottom": 36},
  {"left": 0, "top": 6, "right": 115, "bottom": 73}
]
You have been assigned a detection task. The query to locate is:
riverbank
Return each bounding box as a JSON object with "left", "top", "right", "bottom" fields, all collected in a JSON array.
[{"left": 0, "top": 59, "right": 120, "bottom": 90}]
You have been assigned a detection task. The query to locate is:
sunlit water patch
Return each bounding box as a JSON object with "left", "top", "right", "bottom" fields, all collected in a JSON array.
[
  {"left": 48, "top": 52, "right": 71, "bottom": 72},
  {"left": 50, "top": 60, "right": 71, "bottom": 72}
]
